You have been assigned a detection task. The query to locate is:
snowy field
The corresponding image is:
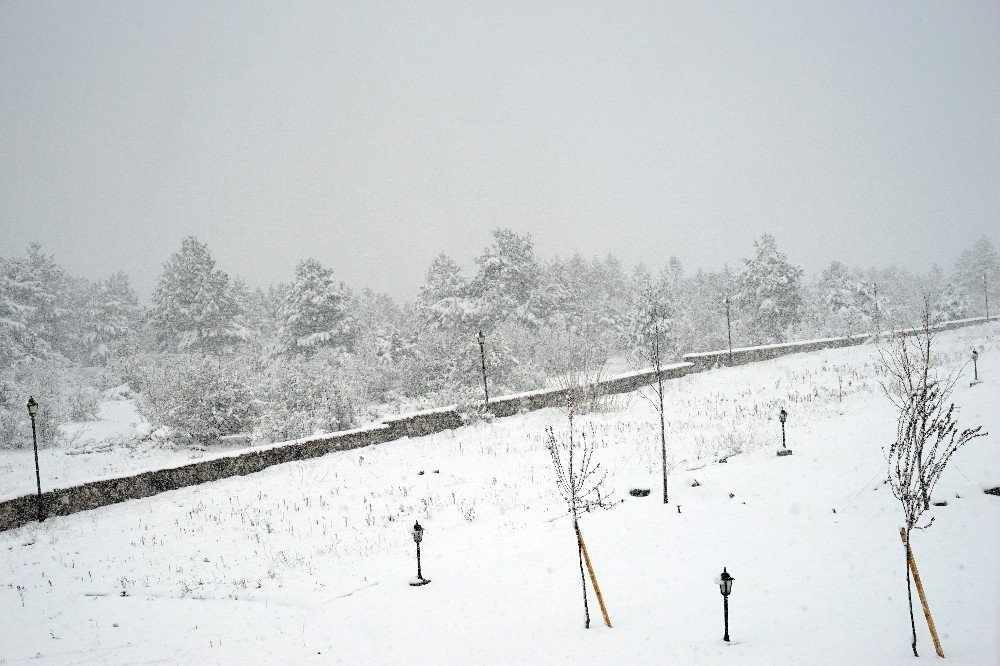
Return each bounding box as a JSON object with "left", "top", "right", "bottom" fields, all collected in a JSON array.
[{"left": 1, "top": 324, "right": 997, "bottom": 664}]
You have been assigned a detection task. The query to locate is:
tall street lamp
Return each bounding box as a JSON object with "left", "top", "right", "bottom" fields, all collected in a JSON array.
[
  {"left": 724, "top": 296, "right": 733, "bottom": 365},
  {"left": 718, "top": 567, "right": 734, "bottom": 642},
  {"left": 477, "top": 330, "right": 489, "bottom": 409},
  {"left": 972, "top": 349, "right": 979, "bottom": 384},
  {"left": 409, "top": 520, "right": 430, "bottom": 586},
  {"left": 985, "top": 274, "right": 990, "bottom": 321},
  {"left": 873, "top": 282, "right": 880, "bottom": 332},
  {"left": 27, "top": 397, "right": 44, "bottom": 522}
]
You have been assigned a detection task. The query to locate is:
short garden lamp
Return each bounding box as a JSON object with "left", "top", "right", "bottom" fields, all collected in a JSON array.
[
  {"left": 779, "top": 408, "right": 788, "bottom": 449},
  {"left": 972, "top": 350, "right": 979, "bottom": 382},
  {"left": 409, "top": 520, "right": 430, "bottom": 586},
  {"left": 719, "top": 567, "right": 734, "bottom": 642},
  {"left": 26, "top": 397, "right": 44, "bottom": 522}
]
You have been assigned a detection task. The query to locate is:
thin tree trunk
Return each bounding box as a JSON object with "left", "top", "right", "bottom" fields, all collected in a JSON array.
[
  {"left": 659, "top": 377, "right": 667, "bottom": 504},
  {"left": 653, "top": 309, "right": 668, "bottom": 504}
]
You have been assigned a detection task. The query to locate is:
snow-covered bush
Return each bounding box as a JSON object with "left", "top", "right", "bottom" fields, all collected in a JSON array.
[
  {"left": 255, "top": 351, "right": 357, "bottom": 443},
  {"left": 0, "top": 360, "right": 99, "bottom": 449},
  {"left": 138, "top": 353, "right": 259, "bottom": 445}
]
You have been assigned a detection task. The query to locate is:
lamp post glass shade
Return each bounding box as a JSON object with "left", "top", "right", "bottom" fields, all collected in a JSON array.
[
  {"left": 411, "top": 521, "right": 424, "bottom": 543},
  {"left": 719, "top": 568, "right": 734, "bottom": 596},
  {"left": 779, "top": 408, "right": 787, "bottom": 424},
  {"left": 27, "top": 397, "right": 38, "bottom": 417},
  {"left": 477, "top": 330, "right": 485, "bottom": 346}
]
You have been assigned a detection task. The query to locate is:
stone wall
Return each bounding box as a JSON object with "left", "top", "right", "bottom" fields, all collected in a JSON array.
[
  {"left": 0, "top": 315, "right": 992, "bottom": 532},
  {"left": 0, "top": 424, "right": 392, "bottom": 531}
]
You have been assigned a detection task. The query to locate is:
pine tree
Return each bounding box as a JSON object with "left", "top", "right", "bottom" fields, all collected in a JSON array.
[
  {"left": 736, "top": 234, "right": 804, "bottom": 343},
  {"left": 931, "top": 281, "right": 972, "bottom": 323},
  {"left": 0, "top": 254, "right": 38, "bottom": 366},
  {"left": 82, "top": 272, "right": 143, "bottom": 364},
  {"left": 416, "top": 253, "right": 472, "bottom": 332},
  {"left": 953, "top": 236, "right": 999, "bottom": 318},
  {"left": 471, "top": 228, "right": 542, "bottom": 330},
  {"left": 0, "top": 245, "right": 76, "bottom": 363},
  {"left": 149, "top": 236, "right": 248, "bottom": 352},
  {"left": 811, "top": 261, "right": 870, "bottom": 336},
  {"left": 277, "top": 258, "right": 352, "bottom": 355},
  {"left": 21, "top": 244, "right": 77, "bottom": 358}
]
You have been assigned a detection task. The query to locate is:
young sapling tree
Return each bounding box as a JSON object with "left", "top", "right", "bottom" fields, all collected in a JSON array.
[
  {"left": 880, "top": 299, "right": 985, "bottom": 657},
  {"left": 545, "top": 393, "right": 612, "bottom": 628}
]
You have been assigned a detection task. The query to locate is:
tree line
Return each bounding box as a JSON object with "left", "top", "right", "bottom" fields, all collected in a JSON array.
[{"left": 1, "top": 232, "right": 997, "bottom": 447}]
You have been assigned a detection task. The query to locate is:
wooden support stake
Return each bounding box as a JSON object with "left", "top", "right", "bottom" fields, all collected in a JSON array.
[
  {"left": 899, "top": 528, "right": 944, "bottom": 658},
  {"left": 576, "top": 523, "right": 612, "bottom": 628}
]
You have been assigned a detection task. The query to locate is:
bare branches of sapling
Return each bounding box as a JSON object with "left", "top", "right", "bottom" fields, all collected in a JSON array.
[
  {"left": 545, "top": 394, "right": 611, "bottom": 518},
  {"left": 889, "top": 383, "right": 985, "bottom": 533}
]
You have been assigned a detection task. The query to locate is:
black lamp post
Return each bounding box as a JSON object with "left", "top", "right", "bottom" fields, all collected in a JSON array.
[
  {"left": 409, "top": 520, "right": 430, "bottom": 586},
  {"left": 779, "top": 408, "right": 787, "bottom": 449},
  {"left": 477, "top": 330, "right": 489, "bottom": 409},
  {"left": 27, "top": 397, "right": 44, "bottom": 522},
  {"left": 972, "top": 349, "right": 979, "bottom": 382},
  {"left": 719, "top": 567, "right": 734, "bottom": 642},
  {"left": 724, "top": 296, "right": 733, "bottom": 364}
]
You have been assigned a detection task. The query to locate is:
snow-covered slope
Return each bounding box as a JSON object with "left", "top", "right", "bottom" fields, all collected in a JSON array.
[{"left": 1, "top": 324, "right": 997, "bottom": 664}]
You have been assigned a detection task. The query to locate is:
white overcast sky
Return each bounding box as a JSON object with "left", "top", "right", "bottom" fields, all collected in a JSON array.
[{"left": 1, "top": 1, "right": 998, "bottom": 300}]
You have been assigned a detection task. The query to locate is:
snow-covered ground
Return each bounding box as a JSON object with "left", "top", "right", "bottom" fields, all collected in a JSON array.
[{"left": 1, "top": 324, "right": 997, "bottom": 664}]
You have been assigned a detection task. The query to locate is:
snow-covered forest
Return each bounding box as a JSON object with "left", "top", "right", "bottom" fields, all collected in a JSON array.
[{"left": 2, "top": 231, "right": 997, "bottom": 450}]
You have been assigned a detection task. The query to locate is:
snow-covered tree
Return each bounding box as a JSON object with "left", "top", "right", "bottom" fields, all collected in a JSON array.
[
  {"left": 931, "top": 281, "right": 973, "bottom": 323},
  {"left": 470, "top": 228, "right": 542, "bottom": 330},
  {"left": 672, "top": 267, "right": 735, "bottom": 354},
  {"left": 0, "top": 255, "right": 37, "bottom": 367},
  {"left": 344, "top": 289, "right": 407, "bottom": 404},
  {"left": 149, "top": 236, "right": 248, "bottom": 352},
  {"left": 277, "top": 258, "right": 352, "bottom": 355},
  {"left": 416, "top": 253, "right": 472, "bottom": 331},
  {"left": 808, "top": 261, "right": 871, "bottom": 336},
  {"left": 0, "top": 244, "right": 80, "bottom": 364},
  {"left": 138, "top": 353, "right": 259, "bottom": 444},
  {"left": 952, "top": 236, "right": 999, "bottom": 318},
  {"left": 82, "top": 272, "right": 143, "bottom": 364},
  {"left": 736, "top": 234, "right": 804, "bottom": 343}
]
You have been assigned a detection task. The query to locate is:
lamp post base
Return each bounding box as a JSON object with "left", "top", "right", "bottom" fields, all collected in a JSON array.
[
  {"left": 409, "top": 577, "right": 431, "bottom": 586},
  {"left": 776, "top": 449, "right": 794, "bottom": 457}
]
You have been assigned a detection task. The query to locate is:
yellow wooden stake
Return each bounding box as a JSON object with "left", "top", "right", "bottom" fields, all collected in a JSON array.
[
  {"left": 899, "top": 528, "right": 944, "bottom": 658},
  {"left": 576, "top": 523, "right": 612, "bottom": 628}
]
